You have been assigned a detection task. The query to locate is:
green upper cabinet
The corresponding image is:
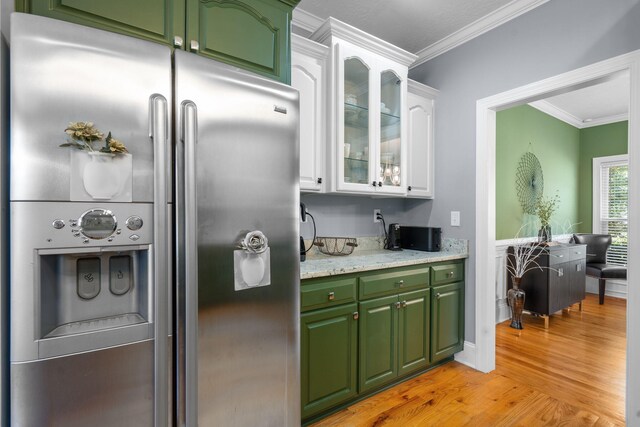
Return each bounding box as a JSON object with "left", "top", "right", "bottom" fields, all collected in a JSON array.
[
  {"left": 17, "top": 0, "right": 298, "bottom": 83},
  {"left": 187, "top": 0, "right": 293, "bottom": 83},
  {"left": 17, "top": 0, "right": 185, "bottom": 47}
]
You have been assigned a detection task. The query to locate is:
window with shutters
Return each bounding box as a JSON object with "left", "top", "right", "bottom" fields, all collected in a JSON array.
[{"left": 593, "top": 154, "right": 628, "bottom": 266}]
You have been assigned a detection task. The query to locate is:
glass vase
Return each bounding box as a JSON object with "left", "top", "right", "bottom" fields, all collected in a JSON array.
[{"left": 508, "top": 276, "right": 526, "bottom": 329}]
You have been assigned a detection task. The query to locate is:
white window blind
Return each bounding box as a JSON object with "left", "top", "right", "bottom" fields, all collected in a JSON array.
[{"left": 599, "top": 159, "right": 628, "bottom": 266}]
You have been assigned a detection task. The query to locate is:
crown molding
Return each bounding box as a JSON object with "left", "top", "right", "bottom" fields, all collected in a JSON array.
[
  {"left": 291, "top": 33, "right": 329, "bottom": 60},
  {"left": 529, "top": 100, "right": 629, "bottom": 129},
  {"left": 580, "top": 112, "right": 628, "bottom": 128},
  {"left": 408, "top": 79, "right": 440, "bottom": 98},
  {"left": 310, "top": 17, "right": 417, "bottom": 67},
  {"left": 412, "top": 0, "right": 550, "bottom": 68},
  {"left": 292, "top": 8, "right": 324, "bottom": 33}
]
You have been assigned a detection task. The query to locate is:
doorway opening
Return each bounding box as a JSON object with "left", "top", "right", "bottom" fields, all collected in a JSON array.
[{"left": 474, "top": 51, "right": 640, "bottom": 423}]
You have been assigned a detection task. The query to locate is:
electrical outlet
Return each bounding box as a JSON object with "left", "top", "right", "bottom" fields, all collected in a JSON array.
[
  {"left": 374, "top": 209, "right": 381, "bottom": 223},
  {"left": 451, "top": 211, "right": 461, "bottom": 227}
]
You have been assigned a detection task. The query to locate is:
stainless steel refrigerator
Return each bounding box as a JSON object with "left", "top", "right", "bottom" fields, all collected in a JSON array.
[{"left": 8, "top": 13, "right": 299, "bottom": 426}]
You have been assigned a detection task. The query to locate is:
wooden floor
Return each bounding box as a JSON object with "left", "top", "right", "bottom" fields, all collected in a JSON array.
[{"left": 311, "top": 293, "right": 626, "bottom": 426}]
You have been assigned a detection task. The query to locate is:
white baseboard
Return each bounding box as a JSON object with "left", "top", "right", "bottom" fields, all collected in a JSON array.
[
  {"left": 496, "top": 298, "right": 510, "bottom": 324},
  {"left": 454, "top": 341, "right": 476, "bottom": 369},
  {"left": 585, "top": 276, "right": 627, "bottom": 299}
]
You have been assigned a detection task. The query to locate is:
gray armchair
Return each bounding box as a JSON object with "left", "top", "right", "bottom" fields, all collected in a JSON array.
[{"left": 572, "top": 233, "right": 627, "bottom": 304}]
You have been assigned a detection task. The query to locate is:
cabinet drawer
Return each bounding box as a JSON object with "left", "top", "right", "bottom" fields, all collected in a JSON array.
[
  {"left": 301, "top": 277, "right": 357, "bottom": 312},
  {"left": 548, "top": 245, "right": 586, "bottom": 266},
  {"left": 431, "top": 263, "right": 464, "bottom": 285},
  {"left": 359, "top": 267, "right": 430, "bottom": 299}
]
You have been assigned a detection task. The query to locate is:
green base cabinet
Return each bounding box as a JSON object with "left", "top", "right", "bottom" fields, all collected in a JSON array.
[
  {"left": 301, "top": 260, "right": 464, "bottom": 423},
  {"left": 359, "top": 295, "right": 398, "bottom": 392},
  {"left": 431, "top": 281, "right": 464, "bottom": 363},
  {"left": 398, "top": 289, "right": 431, "bottom": 376},
  {"left": 301, "top": 303, "right": 358, "bottom": 419},
  {"left": 359, "top": 288, "right": 430, "bottom": 393},
  {"left": 18, "top": 0, "right": 298, "bottom": 83}
]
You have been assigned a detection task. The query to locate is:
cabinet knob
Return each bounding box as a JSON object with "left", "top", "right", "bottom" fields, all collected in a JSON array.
[
  {"left": 394, "top": 302, "right": 402, "bottom": 309},
  {"left": 401, "top": 300, "right": 407, "bottom": 308},
  {"left": 446, "top": 271, "right": 455, "bottom": 278},
  {"left": 190, "top": 40, "right": 199, "bottom": 52},
  {"left": 317, "top": 177, "right": 323, "bottom": 184},
  {"left": 436, "top": 293, "right": 442, "bottom": 300},
  {"left": 353, "top": 312, "right": 359, "bottom": 320},
  {"left": 407, "top": 186, "right": 412, "bottom": 191},
  {"left": 328, "top": 291, "right": 335, "bottom": 301},
  {"left": 173, "top": 36, "right": 184, "bottom": 48},
  {"left": 395, "top": 280, "right": 404, "bottom": 288},
  {"left": 378, "top": 181, "right": 382, "bottom": 187},
  {"left": 372, "top": 181, "right": 377, "bottom": 187}
]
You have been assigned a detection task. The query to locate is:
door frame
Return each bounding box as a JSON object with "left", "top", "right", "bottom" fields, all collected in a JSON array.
[{"left": 474, "top": 50, "right": 640, "bottom": 425}]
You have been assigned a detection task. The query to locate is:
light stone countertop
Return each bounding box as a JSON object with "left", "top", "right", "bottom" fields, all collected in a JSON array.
[{"left": 300, "top": 249, "right": 468, "bottom": 280}]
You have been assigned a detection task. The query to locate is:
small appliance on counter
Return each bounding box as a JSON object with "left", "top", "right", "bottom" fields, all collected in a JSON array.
[
  {"left": 401, "top": 226, "right": 442, "bottom": 252},
  {"left": 386, "top": 223, "right": 402, "bottom": 251}
]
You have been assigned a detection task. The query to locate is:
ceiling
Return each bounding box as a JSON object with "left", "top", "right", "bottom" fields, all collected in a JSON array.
[
  {"left": 295, "top": 0, "right": 629, "bottom": 128},
  {"left": 295, "top": 0, "right": 550, "bottom": 64},
  {"left": 529, "top": 75, "right": 629, "bottom": 129}
]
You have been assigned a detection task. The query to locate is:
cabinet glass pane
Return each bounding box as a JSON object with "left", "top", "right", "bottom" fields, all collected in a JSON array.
[
  {"left": 379, "top": 70, "right": 402, "bottom": 187},
  {"left": 344, "top": 58, "right": 370, "bottom": 185}
]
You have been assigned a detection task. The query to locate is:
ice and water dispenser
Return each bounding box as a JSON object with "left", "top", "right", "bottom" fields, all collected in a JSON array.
[{"left": 11, "top": 204, "right": 155, "bottom": 360}]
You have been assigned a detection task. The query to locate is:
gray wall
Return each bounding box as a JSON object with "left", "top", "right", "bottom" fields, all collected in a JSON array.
[
  {"left": 409, "top": 0, "right": 640, "bottom": 342},
  {"left": 300, "top": 194, "right": 433, "bottom": 239}
]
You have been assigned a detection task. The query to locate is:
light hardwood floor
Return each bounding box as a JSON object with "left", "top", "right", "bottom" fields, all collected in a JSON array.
[{"left": 311, "top": 293, "right": 626, "bottom": 426}]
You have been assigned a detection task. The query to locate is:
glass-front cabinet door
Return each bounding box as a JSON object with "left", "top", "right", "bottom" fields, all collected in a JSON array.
[
  {"left": 377, "top": 67, "right": 405, "bottom": 195},
  {"left": 342, "top": 56, "right": 371, "bottom": 189},
  {"left": 336, "top": 44, "right": 407, "bottom": 195}
]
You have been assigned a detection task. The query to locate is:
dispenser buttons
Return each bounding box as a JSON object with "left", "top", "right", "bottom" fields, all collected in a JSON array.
[
  {"left": 126, "top": 216, "right": 143, "bottom": 231},
  {"left": 52, "top": 219, "right": 65, "bottom": 229},
  {"left": 129, "top": 234, "right": 140, "bottom": 241}
]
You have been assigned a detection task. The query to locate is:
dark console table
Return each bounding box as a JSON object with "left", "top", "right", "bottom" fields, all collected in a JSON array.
[{"left": 507, "top": 243, "right": 587, "bottom": 328}]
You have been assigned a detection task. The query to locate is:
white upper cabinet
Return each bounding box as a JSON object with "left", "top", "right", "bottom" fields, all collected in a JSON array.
[
  {"left": 291, "top": 34, "right": 329, "bottom": 192},
  {"left": 311, "top": 18, "right": 417, "bottom": 196},
  {"left": 407, "top": 80, "right": 438, "bottom": 199}
]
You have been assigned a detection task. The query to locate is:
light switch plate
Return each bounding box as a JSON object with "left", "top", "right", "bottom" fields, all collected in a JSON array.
[{"left": 451, "top": 211, "right": 461, "bottom": 227}]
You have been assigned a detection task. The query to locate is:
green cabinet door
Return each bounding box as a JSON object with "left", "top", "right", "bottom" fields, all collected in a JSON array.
[
  {"left": 398, "top": 288, "right": 430, "bottom": 376},
  {"left": 431, "top": 281, "right": 464, "bottom": 363},
  {"left": 186, "top": 0, "right": 294, "bottom": 83},
  {"left": 301, "top": 303, "right": 358, "bottom": 419},
  {"left": 359, "top": 295, "right": 398, "bottom": 393},
  {"left": 19, "top": 0, "right": 186, "bottom": 46}
]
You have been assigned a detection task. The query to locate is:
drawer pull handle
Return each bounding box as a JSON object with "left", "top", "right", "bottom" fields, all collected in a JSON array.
[
  {"left": 395, "top": 302, "right": 402, "bottom": 309},
  {"left": 353, "top": 312, "right": 359, "bottom": 320},
  {"left": 436, "top": 293, "right": 442, "bottom": 300},
  {"left": 446, "top": 271, "right": 455, "bottom": 278},
  {"left": 396, "top": 280, "right": 404, "bottom": 287},
  {"left": 328, "top": 292, "right": 335, "bottom": 301},
  {"left": 401, "top": 300, "right": 407, "bottom": 308}
]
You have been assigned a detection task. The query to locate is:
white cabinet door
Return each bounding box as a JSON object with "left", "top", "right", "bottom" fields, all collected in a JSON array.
[
  {"left": 292, "top": 36, "right": 328, "bottom": 192},
  {"left": 406, "top": 83, "right": 436, "bottom": 199}
]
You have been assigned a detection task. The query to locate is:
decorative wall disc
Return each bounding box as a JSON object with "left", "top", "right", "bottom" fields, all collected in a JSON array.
[{"left": 515, "top": 152, "right": 544, "bottom": 215}]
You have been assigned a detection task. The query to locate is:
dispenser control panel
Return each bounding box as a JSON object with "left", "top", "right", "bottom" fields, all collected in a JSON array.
[{"left": 12, "top": 202, "right": 153, "bottom": 248}]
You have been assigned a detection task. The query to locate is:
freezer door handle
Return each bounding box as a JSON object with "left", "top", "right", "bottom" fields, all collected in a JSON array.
[
  {"left": 180, "top": 100, "right": 199, "bottom": 425},
  {"left": 149, "top": 93, "right": 170, "bottom": 427}
]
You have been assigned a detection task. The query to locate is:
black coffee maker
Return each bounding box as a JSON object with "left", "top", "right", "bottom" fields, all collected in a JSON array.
[{"left": 386, "top": 223, "right": 402, "bottom": 251}]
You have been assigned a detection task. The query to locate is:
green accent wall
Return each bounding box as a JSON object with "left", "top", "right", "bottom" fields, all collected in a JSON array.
[
  {"left": 496, "top": 105, "right": 581, "bottom": 239},
  {"left": 577, "top": 121, "right": 628, "bottom": 233}
]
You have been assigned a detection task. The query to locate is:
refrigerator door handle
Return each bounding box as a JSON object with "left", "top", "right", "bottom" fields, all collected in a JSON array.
[
  {"left": 180, "top": 100, "right": 199, "bottom": 425},
  {"left": 149, "top": 93, "right": 169, "bottom": 427}
]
